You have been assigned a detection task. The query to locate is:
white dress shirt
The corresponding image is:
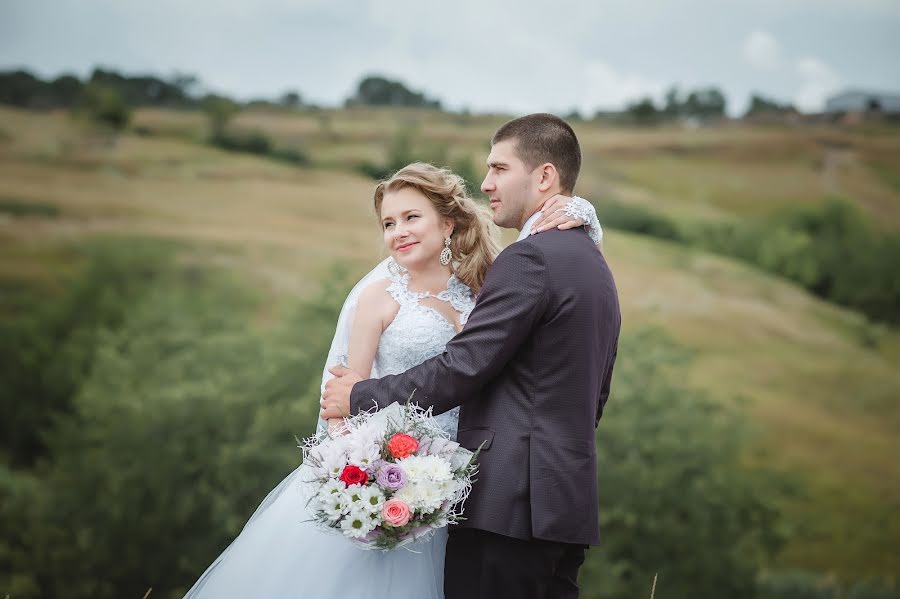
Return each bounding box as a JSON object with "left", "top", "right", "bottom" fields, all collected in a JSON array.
[{"left": 516, "top": 211, "right": 544, "bottom": 242}]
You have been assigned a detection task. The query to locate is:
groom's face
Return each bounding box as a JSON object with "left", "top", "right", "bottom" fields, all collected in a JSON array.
[{"left": 482, "top": 139, "right": 539, "bottom": 230}]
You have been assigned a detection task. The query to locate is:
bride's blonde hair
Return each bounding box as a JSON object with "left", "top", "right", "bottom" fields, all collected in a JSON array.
[{"left": 374, "top": 163, "right": 501, "bottom": 294}]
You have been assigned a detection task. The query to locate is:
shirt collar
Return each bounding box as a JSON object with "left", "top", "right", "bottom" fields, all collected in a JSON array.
[{"left": 516, "top": 211, "right": 543, "bottom": 242}]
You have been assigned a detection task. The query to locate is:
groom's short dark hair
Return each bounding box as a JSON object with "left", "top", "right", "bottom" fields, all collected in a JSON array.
[{"left": 492, "top": 113, "right": 582, "bottom": 194}]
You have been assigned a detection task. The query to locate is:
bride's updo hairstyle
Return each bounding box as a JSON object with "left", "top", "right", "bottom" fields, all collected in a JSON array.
[{"left": 374, "top": 163, "right": 501, "bottom": 294}]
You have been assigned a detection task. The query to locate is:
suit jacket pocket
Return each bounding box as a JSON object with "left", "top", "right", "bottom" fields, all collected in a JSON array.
[
  {"left": 456, "top": 427, "right": 495, "bottom": 451},
  {"left": 533, "top": 435, "right": 595, "bottom": 480}
]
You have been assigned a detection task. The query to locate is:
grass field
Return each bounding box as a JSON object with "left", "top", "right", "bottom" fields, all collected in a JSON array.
[{"left": 1, "top": 105, "right": 898, "bottom": 579}]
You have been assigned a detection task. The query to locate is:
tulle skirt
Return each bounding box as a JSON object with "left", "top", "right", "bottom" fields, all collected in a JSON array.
[{"left": 183, "top": 464, "right": 447, "bottom": 599}]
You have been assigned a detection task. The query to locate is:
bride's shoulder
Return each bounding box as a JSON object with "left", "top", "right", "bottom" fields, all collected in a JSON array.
[{"left": 357, "top": 276, "right": 395, "bottom": 310}]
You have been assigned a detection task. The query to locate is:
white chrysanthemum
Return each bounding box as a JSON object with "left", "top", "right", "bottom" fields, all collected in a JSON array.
[
  {"left": 397, "top": 455, "right": 453, "bottom": 484},
  {"left": 357, "top": 485, "right": 386, "bottom": 514},
  {"left": 393, "top": 482, "right": 444, "bottom": 512},
  {"left": 320, "top": 487, "right": 352, "bottom": 522},
  {"left": 340, "top": 506, "right": 377, "bottom": 538},
  {"left": 319, "top": 478, "right": 345, "bottom": 497},
  {"left": 312, "top": 439, "right": 350, "bottom": 478},
  {"left": 348, "top": 442, "right": 381, "bottom": 470},
  {"left": 342, "top": 483, "right": 368, "bottom": 509}
]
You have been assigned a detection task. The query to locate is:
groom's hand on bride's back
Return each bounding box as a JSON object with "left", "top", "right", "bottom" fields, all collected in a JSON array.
[{"left": 320, "top": 366, "right": 362, "bottom": 419}]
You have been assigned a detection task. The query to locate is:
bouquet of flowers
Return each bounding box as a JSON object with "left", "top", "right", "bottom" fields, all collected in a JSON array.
[{"left": 298, "top": 401, "right": 480, "bottom": 550}]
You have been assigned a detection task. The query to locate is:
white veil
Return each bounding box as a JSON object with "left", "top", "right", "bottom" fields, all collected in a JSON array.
[{"left": 316, "top": 258, "right": 392, "bottom": 430}]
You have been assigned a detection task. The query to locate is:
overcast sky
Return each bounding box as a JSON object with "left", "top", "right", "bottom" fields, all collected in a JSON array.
[{"left": 3, "top": 0, "right": 899, "bottom": 115}]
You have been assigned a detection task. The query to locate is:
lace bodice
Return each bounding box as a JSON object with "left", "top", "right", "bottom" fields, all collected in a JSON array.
[{"left": 371, "top": 273, "right": 475, "bottom": 440}]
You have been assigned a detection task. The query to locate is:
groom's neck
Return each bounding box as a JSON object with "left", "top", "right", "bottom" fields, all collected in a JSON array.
[{"left": 515, "top": 193, "right": 557, "bottom": 231}]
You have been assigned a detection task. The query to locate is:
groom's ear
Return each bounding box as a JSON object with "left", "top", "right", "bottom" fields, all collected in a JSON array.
[{"left": 536, "top": 162, "right": 559, "bottom": 193}]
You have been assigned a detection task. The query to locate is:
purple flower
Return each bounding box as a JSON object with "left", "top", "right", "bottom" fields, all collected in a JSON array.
[{"left": 376, "top": 464, "right": 407, "bottom": 491}]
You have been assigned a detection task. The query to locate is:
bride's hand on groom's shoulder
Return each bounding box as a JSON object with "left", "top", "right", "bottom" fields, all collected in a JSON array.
[
  {"left": 321, "top": 366, "right": 362, "bottom": 420},
  {"left": 531, "top": 194, "right": 584, "bottom": 234}
]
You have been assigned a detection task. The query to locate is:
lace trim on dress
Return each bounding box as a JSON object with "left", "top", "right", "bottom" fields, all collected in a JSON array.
[
  {"left": 565, "top": 196, "right": 603, "bottom": 245},
  {"left": 386, "top": 273, "right": 476, "bottom": 326}
]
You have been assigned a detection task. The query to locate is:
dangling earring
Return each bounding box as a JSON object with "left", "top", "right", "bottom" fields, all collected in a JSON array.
[
  {"left": 440, "top": 237, "right": 452, "bottom": 266},
  {"left": 387, "top": 257, "right": 405, "bottom": 276}
]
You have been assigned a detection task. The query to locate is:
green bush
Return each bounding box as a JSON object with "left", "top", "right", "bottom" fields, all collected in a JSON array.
[
  {"left": 757, "top": 571, "right": 899, "bottom": 599},
  {"left": 578, "top": 329, "right": 787, "bottom": 598},
  {"left": 202, "top": 94, "right": 239, "bottom": 139},
  {"left": 0, "top": 238, "right": 177, "bottom": 467},
  {"left": 0, "top": 198, "right": 60, "bottom": 218},
  {"left": 608, "top": 196, "right": 900, "bottom": 325},
  {"left": 355, "top": 128, "right": 417, "bottom": 180},
  {"left": 595, "top": 200, "right": 683, "bottom": 241},
  {"left": 0, "top": 246, "right": 350, "bottom": 598},
  {"left": 210, "top": 130, "right": 310, "bottom": 166},
  {"left": 78, "top": 82, "right": 131, "bottom": 131},
  {"left": 211, "top": 130, "right": 271, "bottom": 155},
  {"left": 685, "top": 198, "right": 900, "bottom": 324}
]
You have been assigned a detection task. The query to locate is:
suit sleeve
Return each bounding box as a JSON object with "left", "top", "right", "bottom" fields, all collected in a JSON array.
[
  {"left": 595, "top": 343, "right": 617, "bottom": 427},
  {"left": 350, "top": 242, "right": 549, "bottom": 416}
]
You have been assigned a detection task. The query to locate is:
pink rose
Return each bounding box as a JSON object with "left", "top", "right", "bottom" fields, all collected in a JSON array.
[{"left": 382, "top": 498, "right": 411, "bottom": 527}]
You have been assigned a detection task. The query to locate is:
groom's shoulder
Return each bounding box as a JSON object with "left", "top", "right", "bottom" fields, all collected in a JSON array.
[{"left": 520, "top": 227, "right": 595, "bottom": 258}]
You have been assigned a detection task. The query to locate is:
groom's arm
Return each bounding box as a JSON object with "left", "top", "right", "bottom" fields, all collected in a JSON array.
[
  {"left": 596, "top": 344, "right": 617, "bottom": 427},
  {"left": 349, "top": 242, "right": 549, "bottom": 416}
]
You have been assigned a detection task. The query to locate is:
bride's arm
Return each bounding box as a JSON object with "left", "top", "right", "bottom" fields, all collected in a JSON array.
[
  {"left": 347, "top": 281, "right": 393, "bottom": 379},
  {"left": 326, "top": 280, "right": 393, "bottom": 430},
  {"left": 531, "top": 195, "right": 604, "bottom": 252}
]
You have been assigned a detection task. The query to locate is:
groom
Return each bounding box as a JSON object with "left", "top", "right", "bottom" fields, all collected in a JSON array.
[{"left": 323, "top": 113, "right": 620, "bottom": 599}]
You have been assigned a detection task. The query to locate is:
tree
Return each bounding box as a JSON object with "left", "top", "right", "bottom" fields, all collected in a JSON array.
[
  {"left": 626, "top": 97, "right": 660, "bottom": 125},
  {"left": 79, "top": 82, "right": 131, "bottom": 131},
  {"left": 0, "top": 70, "right": 45, "bottom": 107},
  {"left": 744, "top": 93, "right": 795, "bottom": 118},
  {"left": 2, "top": 255, "right": 349, "bottom": 598},
  {"left": 663, "top": 86, "right": 682, "bottom": 118},
  {"left": 346, "top": 75, "right": 441, "bottom": 109},
  {"left": 682, "top": 87, "right": 727, "bottom": 120},
  {"left": 280, "top": 90, "right": 302, "bottom": 108},
  {"left": 49, "top": 74, "right": 83, "bottom": 106},
  {"left": 202, "top": 94, "right": 240, "bottom": 140}
]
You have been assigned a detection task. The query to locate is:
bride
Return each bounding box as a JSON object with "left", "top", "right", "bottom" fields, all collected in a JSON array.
[{"left": 182, "top": 162, "right": 603, "bottom": 598}]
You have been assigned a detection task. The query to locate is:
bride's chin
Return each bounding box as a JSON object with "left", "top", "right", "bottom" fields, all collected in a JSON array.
[{"left": 394, "top": 253, "right": 438, "bottom": 272}]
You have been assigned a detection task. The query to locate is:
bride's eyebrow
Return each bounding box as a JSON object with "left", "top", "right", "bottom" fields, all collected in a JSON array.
[{"left": 381, "top": 209, "right": 420, "bottom": 222}]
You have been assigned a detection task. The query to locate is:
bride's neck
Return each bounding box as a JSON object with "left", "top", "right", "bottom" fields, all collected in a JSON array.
[{"left": 405, "top": 263, "right": 454, "bottom": 293}]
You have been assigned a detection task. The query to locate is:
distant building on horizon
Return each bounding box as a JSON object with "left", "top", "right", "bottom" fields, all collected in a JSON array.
[{"left": 825, "top": 89, "right": 900, "bottom": 114}]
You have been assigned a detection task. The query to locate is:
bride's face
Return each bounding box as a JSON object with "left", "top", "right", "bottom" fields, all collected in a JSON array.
[{"left": 380, "top": 186, "right": 453, "bottom": 271}]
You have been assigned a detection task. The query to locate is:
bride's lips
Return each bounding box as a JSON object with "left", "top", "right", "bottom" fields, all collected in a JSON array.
[{"left": 396, "top": 242, "right": 419, "bottom": 252}]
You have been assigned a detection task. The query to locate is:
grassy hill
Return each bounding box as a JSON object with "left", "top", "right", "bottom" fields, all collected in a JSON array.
[{"left": 1, "top": 105, "right": 898, "bottom": 581}]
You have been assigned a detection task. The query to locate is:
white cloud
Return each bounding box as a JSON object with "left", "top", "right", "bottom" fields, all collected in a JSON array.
[
  {"left": 743, "top": 30, "right": 782, "bottom": 70},
  {"left": 794, "top": 57, "right": 841, "bottom": 111},
  {"left": 582, "top": 61, "right": 666, "bottom": 113}
]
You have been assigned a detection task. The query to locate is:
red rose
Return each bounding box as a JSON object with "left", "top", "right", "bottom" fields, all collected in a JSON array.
[
  {"left": 387, "top": 433, "right": 419, "bottom": 459},
  {"left": 339, "top": 465, "right": 369, "bottom": 486}
]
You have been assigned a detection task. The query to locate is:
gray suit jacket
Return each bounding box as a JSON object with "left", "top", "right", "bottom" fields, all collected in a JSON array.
[{"left": 350, "top": 227, "right": 620, "bottom": 546}]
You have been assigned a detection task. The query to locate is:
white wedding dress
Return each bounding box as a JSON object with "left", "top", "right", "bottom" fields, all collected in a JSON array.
[{"left": 183, "top": 272, "right": 474, "bottom": 599}]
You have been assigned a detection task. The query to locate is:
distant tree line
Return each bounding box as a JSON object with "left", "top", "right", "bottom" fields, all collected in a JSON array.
[
  {"left": 0, "top": 68, "right": 197, "bottom": 110},
  {"left": 0, "top": 68, "right": 443, "bottom": 112},
  {"left": 744, "top": 93, "right": 797, "bottom": 117},
  {"left": 345, "top": 75, "right": 442, "bottom": 109},
  {"left": 3, "top": 67, "right": 810, "bottom": 126},
  {"left": 611, "top": 86, "right": 729, "bottom": 125}
]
